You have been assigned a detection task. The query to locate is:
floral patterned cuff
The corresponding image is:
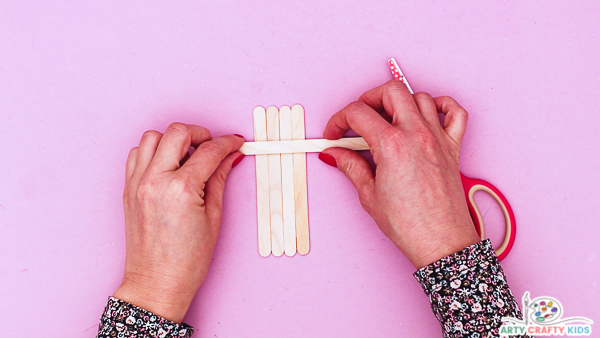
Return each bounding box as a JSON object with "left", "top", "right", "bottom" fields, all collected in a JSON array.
[
  {"left": 97, "top": 297, "right": 194, "bottom": 338},
  {"left": 413, "top": 239, "right": 530, "bottom": 338}
]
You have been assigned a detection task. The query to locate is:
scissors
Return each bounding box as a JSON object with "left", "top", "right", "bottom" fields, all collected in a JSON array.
[{"left": 388, "top": 58, "right": 516, "bottom": 260}]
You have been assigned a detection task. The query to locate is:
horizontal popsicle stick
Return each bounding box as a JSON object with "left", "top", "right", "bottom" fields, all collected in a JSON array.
[{"left": 239, "top": 137, "right": 369, "bottom": 155}]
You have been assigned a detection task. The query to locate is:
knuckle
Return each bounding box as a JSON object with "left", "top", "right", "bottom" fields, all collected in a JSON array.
[
  {"left": 339, "top": 156, "right": 355, "bottom": 176},
  {"left": 384, "top": 79, "right": 400, "bottom": 88},
  {"left": 136, "top": 176, "right": 160, "bottom": 201},
  {"left": 159, "top": 177, "right": 199, "bottom": 204},
  {"left": 415, "top": 128, "right": 439, "bottom": 152},
  {"left": 202, "top": 129, "right": 213, "bottom": 141},
  {"left": 141, "top": 130, "right": 161, "bottom": 141},
  {"left": 340, "top": 157, "right": 366, "bottom": 181},
  {"left": 198, "top": 126, "right": 211, "bottom": 137},
  {"left": 346, "top": 100, "right": 368, "bottom": 113},
  {"left": 456, "top": 107, "right": 469, "bottom": 121},
  {"left": 166, "top": 122, "right": 190, "bottom": 136},
  {"left": 439, "top": 95, "right": 456, "bottom": 104},
  {"left": 213, "top": 169, "right": 229, "bottom": 187},
  {"left": 437, "top": 96, "right": 469, "bottom": 119},
  {"left": 413, "top": 92, "right": 432, "bottom": 101},
  {"left": 385, "top": 80, "right": 406, "bottom": 93},
  {"left": 197, "top": 141, "right": 223, "bottom": 157},
  {"left": 137, "top": 175, "right": 198, "bottom": 203},
  {"left": 168, "top": 177, "right": 195, "bottom": 196}
]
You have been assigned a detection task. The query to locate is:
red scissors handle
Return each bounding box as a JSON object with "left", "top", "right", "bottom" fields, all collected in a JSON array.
[{"left": 461, "top": 173, "right": 516, "bottom": 260}]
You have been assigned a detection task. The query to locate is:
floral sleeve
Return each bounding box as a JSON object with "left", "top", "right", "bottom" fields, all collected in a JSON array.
[
  {"left": 97, "top": 297, "right": 194, "bottom": 338},
  {"left": 413, "top": 239, "right": 532, "bottom": 338}
]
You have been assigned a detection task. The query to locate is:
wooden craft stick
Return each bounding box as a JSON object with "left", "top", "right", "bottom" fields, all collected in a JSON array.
[
  {"left": 253, "top": 106, "right": 271, "bottom": 257},
  {"left": 239, "top": 137, "right": 369, "bottom": 155},
  {"left": 279, "top": 106, "right": 296, "bottom": 256},
  {"left": 266, "top": 106, "right": 284, "bottom": 257},
  {"left": 291, "top": 105, "right": 310, "bottom": 255}
]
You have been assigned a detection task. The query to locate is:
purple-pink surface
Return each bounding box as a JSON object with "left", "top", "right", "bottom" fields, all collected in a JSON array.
[{"left": 1, "top": 1, "right": 599, "bottom": 337}]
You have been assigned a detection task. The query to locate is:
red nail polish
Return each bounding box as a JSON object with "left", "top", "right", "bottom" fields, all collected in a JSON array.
[
  {"left": 318, "top": 153, "right": 337, "bottom": 167},
  {"left": 233, "top": 134, "right": 245, "bottom": 139},
  {"left": 231, "top": 155, "right": 245, "bottom": 169}
]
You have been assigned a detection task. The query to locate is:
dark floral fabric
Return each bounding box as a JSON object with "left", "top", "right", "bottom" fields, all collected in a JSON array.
[
  {"left": 98, "top": 239, "right": 529, "bottom": 337},
  {"left": 414, "top": 239, "right": 532, "bottom": 338},
  {"left": 97, "top": 297, "right": 193, "bottom": 338}
]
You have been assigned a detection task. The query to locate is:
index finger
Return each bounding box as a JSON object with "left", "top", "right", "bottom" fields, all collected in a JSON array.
[
  {"left": 149, "top": 123, "right": 212, "bottom": 172},
  {"left": 323, "top": 101, "right": 394, "bottom": 146},
  {"left": 358, "top": 80, "right": 423, "bottom": 128},
  {"left": 433, "top": 96, "right": 469, "bottom": 146},
  {"left": 178, "top": 134, "right": 244, "bottom": 185}
]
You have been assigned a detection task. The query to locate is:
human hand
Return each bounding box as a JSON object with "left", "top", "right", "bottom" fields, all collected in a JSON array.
[
  {"left": 113, "top": 123, "right": 245, "bottom": 323},
  {"left": 320, "top": 80, "right": 480, "bottom": 269}
]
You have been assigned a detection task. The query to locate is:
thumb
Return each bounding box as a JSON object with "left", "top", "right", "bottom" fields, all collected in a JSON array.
[
  {"left": 320, "top": 148, "right": 376, "bottom": 211},
  {"left": 204, "top": 151, "right": 244, "bottom": 226}
]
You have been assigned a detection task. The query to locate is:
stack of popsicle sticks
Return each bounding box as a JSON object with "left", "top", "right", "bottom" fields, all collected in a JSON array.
[
  {"left": 253, "top": 105, "right": 309, "bottom": 257},
  {"left": 245, "top": 58, "right": 410, "bottom": 257}
]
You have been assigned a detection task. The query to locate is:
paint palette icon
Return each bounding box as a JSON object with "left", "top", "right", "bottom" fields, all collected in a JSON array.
[{"left": 530, "top": 297, "right": 562, "bottom": 323}]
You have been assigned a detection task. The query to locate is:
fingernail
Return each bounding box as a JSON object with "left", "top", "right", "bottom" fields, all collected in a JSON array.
[
  {"left": 318, "top": 153, "right": 337, "bottom": 167},
  {"left": 231, "top": 154, "right": 245, "bottom": 169},
  {"left": 233, "top": 134, "right": 245, "bottom": 139}
]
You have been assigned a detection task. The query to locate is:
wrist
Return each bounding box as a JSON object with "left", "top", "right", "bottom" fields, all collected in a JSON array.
[
  {"left": 385, "top": 214, "right": 481, "bottom": 269},
  {"left": 407, "top": 223, "right": 481, "bottom": 269},
  {"left": 113, "top": 272, "right": 197, "bottom": 323}
]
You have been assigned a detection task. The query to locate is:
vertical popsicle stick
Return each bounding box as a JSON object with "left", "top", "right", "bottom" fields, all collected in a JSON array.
[
  {"left": 266, "top": 106, "right": 284, "bottom": 257},
  {"left": 279, "top": 106, "right": 296, "bottom": 256},
  {"left": 253, "top": 106, "right": 271, "bottom": 257},
  {"left": 291, "top": 105, "right": 310, "bottom": 255}
]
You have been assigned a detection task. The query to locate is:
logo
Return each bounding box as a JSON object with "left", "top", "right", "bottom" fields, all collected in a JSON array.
[{"left": 500, "top": 292, "right": 593, "bottom": 336}]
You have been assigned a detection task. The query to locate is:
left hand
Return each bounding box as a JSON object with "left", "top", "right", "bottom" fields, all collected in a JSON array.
[{"left": 113, "top": 123, "right": 244, "bottom": 323}]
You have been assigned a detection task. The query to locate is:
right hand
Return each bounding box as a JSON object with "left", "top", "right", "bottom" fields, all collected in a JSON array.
[{"left": 320, "top": 80, "right": 481, "bottom": 269}]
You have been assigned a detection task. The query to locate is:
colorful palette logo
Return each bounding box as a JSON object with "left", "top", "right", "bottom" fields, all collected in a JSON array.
[{"left": 530, "top": 297, "right": 560, "bottom": 324}]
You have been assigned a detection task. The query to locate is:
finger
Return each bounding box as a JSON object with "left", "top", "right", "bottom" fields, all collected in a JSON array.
[
  {"left": 149, "top": 123, "right": 212, "bottom": 172},
  {"left": 433, "top": 96, "right": 469, "bottom": 145},
  {"left": 178, "top": 135, "right": 244, "bottom": 187},
  {"left": 203, "top": 151, "right": 244, "bottom": 226},
  {"left": 134, "top": 130, "right": 163, "bottom": 178},
  {"left": 126, "top": 147, "right": 138, "bottom": 181},
  {"left": 323, "top": 101, "right": 395, "bottom": 146},
  {"left": 412, "top": 92, "right": 440, "bottom": 128},
  {"left": 358, "top": 80, "right": 422, "bottom": 128},
  {"left": 179, "top": 151, "right": 191, "bottom": 167},
  {"left": 321, "top": 147, "right": 376, "bottom": 212}
]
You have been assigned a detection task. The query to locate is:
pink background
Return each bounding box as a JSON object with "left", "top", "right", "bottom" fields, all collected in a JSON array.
[{"left": 1, "top": 1, "right": 599, "bottom": 337}]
